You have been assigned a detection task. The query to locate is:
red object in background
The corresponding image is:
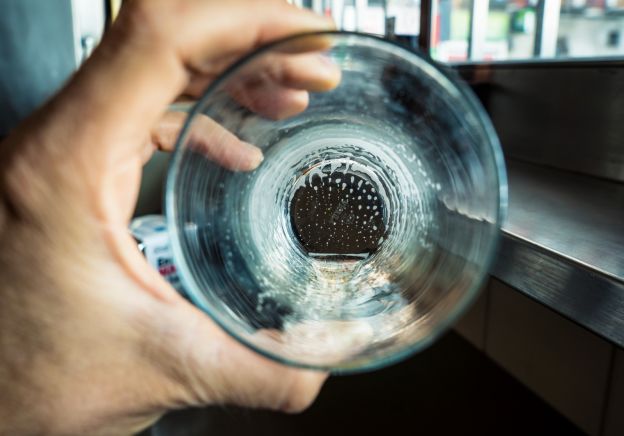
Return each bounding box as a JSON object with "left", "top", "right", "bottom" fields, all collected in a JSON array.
[
  {"left": 158, "top": 264, "right": 176, "bottom": 276},
  {"left": 587, "top": 0, "right": 606, "bottom": 7},
  {"left": 432, "top": 12, "right": 440, "bottom": 49}
]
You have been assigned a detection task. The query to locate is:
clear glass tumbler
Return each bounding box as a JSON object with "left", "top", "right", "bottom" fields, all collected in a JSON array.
[{"left": 166, "top": 31, "right": 507, "bottom": 372}]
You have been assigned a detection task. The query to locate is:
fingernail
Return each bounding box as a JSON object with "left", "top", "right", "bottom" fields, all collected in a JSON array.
[
  {"left": 242, "top": 141, "right": 264, "bottom": 170},
  {"left": 315, "top": 54, "right": 341, "bottom": 89},
  {"left": 318, "top": 53, "right": 335, "bottom": 67}
]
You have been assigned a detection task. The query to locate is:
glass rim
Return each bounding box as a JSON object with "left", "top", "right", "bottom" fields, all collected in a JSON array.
[{"left": 164, "top": 30, "right": 508, "bottom": 373}]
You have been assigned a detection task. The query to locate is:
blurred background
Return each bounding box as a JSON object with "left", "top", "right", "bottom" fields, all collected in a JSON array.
[{"left": 295, "top": 0, "right": 624, "bottom": 62}]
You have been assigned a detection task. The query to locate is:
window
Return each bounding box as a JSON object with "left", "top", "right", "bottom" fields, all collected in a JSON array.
[
  {"left": 431, "top": 0, "right": 624, "bottom": 63},
  {"left": 294, "top": 0, "right": 421, "bottom": 37},
  {"left": 293, "top": 0, "right": 624, "bottom": 62}
]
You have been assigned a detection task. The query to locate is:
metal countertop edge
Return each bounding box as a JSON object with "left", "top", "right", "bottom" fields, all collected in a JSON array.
[{"left": 491, "top": 230, "right": 624, "bottom": 347}]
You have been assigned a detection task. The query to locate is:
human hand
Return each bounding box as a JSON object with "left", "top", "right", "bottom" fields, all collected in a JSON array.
[{"left": 0, "top": 1, "right": 339, "bottom": 434}]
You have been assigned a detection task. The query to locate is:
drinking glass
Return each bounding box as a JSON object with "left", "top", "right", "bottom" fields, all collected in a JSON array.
[{"left": 165, "top": 31, "right": 507, "bottom": 372}]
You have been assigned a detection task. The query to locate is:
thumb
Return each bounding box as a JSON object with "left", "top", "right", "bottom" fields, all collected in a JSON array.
[{"left": 155, "top": 302, "right": 328, "bottom": 413}]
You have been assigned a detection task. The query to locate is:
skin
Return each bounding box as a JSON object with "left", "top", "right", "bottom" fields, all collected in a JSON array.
[{"left": 0, "top": 1, "right": 341, "bottom": 434}]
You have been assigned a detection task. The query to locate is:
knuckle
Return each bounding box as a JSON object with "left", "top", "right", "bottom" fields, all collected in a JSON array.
[
  {"left": 120, "top": 0, "right": 154, "bottom": 28},
  {"left": 117, "top": 0, "right": 173, "bottom": 43}
]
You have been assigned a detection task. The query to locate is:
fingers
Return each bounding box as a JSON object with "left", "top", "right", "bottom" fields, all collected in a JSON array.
[
  {"left": 184, "top": 53, "right": 340, "bottom": 97},
  {"left": 227, "top": 82, "right": 310, "bottom": 120},
  {"left": 216, "top": 343, "right": 328, "bottom": 413},
  {"left": 151, "top": 112, "right": 263, "bottom": 171},
  {"left": 227, "top": 52, "right": 340, "bottom": 119},
  {"left": 157, "top": 303, "right": 327, "bottom": 413},
  {"left": 264, "top": 53, "right": 341, "bottom": 93},
  {"left": 183, "top": 52, "right": 341, "bottom": 120},
  {"left": 170, "top": 0, "right": 336, "bottom": 69}
]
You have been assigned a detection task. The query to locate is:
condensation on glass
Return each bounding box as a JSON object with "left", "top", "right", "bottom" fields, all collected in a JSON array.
[{"left": 166, "top": 32, "right": 506, "bottom": 371}]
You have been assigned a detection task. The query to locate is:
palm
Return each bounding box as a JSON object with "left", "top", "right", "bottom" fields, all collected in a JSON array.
[{"left": 0, "top": 1, "right": 338, "bottom": 434}]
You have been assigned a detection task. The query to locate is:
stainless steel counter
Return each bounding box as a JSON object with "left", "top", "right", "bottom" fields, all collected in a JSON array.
[{"left": 494, "top": 160, "right": 624, "bottom": 346}]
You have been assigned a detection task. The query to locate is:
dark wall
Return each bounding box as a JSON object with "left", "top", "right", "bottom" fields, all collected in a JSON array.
[{"left": 0, "top": 0, "right": 76, "bottom": 137}]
